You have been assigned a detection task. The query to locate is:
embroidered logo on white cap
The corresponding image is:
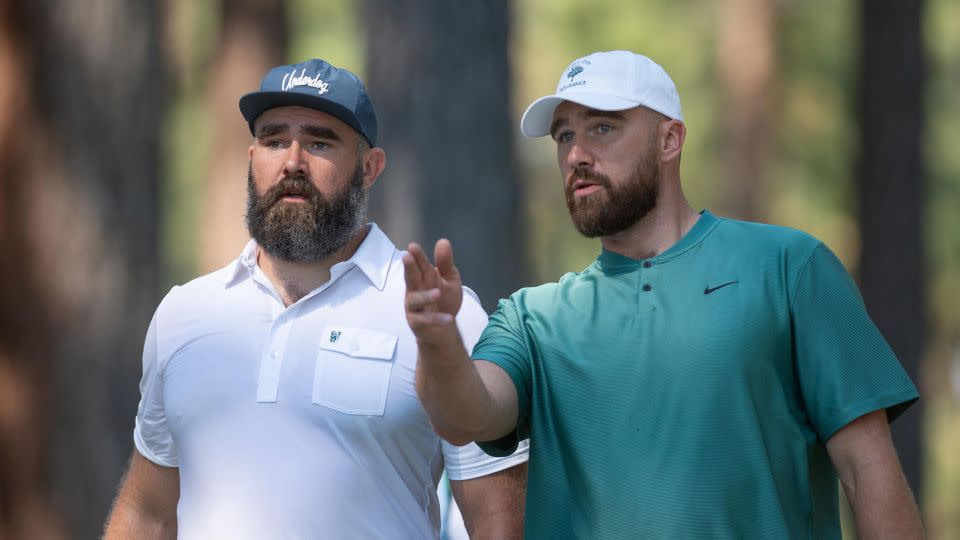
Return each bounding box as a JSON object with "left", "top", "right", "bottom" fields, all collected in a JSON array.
[{"left": 520, "top": 50, "right": 683, "bottom": 138}]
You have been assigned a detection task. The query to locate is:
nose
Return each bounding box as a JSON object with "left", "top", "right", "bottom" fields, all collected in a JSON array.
[
  {"left": 283, "top": 140, "right": 306, "bottom": 177},
  {"left": 565, "top": 139, "right": 594, "bottom": 170}
]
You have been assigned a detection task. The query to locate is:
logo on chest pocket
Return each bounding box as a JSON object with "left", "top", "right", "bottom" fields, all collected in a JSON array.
[{"left": 313, "top": 326, "right": 398, "bottom": 416}]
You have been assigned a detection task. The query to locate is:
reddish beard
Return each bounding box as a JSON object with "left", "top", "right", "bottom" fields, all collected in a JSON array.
[{"left": 565, "top": 157, "right": 661, "bottom": 238}]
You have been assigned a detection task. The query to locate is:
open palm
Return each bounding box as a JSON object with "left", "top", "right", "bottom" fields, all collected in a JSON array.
[{"left": 403, "top": 239, "right": 463, "bottom": 336}]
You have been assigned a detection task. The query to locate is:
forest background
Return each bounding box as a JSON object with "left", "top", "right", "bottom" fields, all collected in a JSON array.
[{"left": 0, "top": 0, "right": 957, "bottom": 538}]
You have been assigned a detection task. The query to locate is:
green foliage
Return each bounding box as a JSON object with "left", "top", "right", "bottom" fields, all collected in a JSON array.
[
  {"left": 924, "top": 0, "right": 960, "bottom": 535},
  {"left": 161, "top": 0, "right": 220, "bottom": 285},
  {"left": 288, "top": 0, "right": 363, "bottom": 72}
]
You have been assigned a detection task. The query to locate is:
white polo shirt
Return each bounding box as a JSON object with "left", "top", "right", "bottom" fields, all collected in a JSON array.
[{"left": 134, "top": 224, "right": 528, "bottom": 539}]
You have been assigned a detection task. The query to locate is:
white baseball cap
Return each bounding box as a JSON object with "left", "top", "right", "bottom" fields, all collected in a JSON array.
[{"left": 520, "top": 50, "right": 683, "bottom": 138}]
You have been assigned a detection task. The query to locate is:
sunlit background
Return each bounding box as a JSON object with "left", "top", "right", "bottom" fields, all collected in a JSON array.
[{"left": 0, "top": 0, "right": 957, "bottom": 538}]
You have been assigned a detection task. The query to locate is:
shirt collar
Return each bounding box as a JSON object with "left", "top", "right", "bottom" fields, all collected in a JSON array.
[
  {"left": 596, "top": 209, "right": 720, "bottom": 272},
  {"left": 222, "top": 223, "right": 396, "bottom": 291},
  {"left": 223, "top": 239, "right": 260, "bottom": 286},
  {"left": 339, "top": 223, "right": 395, "bottom": 291}
]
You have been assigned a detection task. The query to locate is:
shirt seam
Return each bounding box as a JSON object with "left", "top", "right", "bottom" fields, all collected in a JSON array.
[{"left": 788, "top": 242, "right": 825, "bottom": 313}]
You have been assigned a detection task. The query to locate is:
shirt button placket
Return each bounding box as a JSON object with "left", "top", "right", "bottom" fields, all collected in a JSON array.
[
  {"left": 639, "top": 260, "right": 656, "bottom": 314},
  {"left": 256, "top": 311, "right": 293, "bottom": 403}
]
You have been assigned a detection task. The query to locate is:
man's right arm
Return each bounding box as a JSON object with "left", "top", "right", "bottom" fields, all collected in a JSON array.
[
  {"left": 103, "top": 451, "right": 179, "bottom": 539},
  {"left": 403, "top": 240, "right": 519, "bottom": 446}
]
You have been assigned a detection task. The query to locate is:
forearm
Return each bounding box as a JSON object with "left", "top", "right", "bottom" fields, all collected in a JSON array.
[
  {"left": 828, "top": 410, "right": 924, "bottom": 540},
  {"left": 104, "top": 498, "right": 176, "bottom": 540},
  {"left": 415, "top": 327, "right": 504, "bottom": 445},
  {"left": 104, "top": 452, "right": 179, "bottom": 540},
  {"left": 403, "top": 240, "right": 518, "bottom": 444},
  {"left": 844, "top": 468, "right": 923, "bottom": 539}
]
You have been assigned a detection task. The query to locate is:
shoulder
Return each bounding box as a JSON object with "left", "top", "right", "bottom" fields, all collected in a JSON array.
[
  {"left": 158, "top": 264, "right": 236, "bottom": 315},
  {"left": 150, "top": 263, "right": 241, "bottom": 355},
  {"left": 712, "top": 215, "right": 822, "bottom": 255},
  {"left": 704, "top": 215, "right": 827, "bottom": 280},
  {"left": 488, "top": 272, "right": 585, "bottom": 324},
  {"left": 510, "top": 265, "right": 595, "bottom": 304}
]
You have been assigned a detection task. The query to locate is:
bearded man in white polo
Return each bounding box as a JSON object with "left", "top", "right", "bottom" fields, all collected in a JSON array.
[{"left": 104, "top": 58, "right": 528, "bottom": 539}]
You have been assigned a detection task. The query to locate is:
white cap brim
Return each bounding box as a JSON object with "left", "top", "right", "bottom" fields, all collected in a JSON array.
[{"left": 520, "top": 92, "right": 641, "bottom": 138}]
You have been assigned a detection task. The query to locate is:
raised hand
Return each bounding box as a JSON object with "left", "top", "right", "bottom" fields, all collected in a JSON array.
[{"left": 403, "top": 239, "right": 464, "bottom": 339}]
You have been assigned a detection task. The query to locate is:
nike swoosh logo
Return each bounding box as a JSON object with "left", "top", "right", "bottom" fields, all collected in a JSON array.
[{"left": 704, "top": 281, "right": 738, "bottom": 295}]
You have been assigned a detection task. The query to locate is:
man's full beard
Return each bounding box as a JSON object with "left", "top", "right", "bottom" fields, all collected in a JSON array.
[
  {"left": 245, "top": 163, "right": 367, "bottom": 263},
  {"left": 565, "top": 154, "right": 661, "bottom": 238}
]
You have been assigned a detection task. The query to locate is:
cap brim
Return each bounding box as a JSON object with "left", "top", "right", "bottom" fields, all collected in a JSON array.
[
  {"left": 520, "top": 92, "right": 641, "bottom": 137},
  {"left": 239, "top": 91, "right": 373, "bottom": 145}
]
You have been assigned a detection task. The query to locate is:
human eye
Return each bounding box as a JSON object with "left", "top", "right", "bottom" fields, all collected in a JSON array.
[
  {"left": 262, "top": 139, "right": 287, "bottom": 150},
  {"left": 554, "top": 131, "right": 574, "bottom": 144},
  {"left": 306, "top": 141, "right": 330, "bottom": 153},
  {"left": 593, "top": 123, "right": 614, "bottom": 135}
]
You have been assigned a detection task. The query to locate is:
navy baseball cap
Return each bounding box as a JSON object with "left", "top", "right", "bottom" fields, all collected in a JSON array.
[{"left": 239, "top": 59, "right": 379, "bottom": 146}]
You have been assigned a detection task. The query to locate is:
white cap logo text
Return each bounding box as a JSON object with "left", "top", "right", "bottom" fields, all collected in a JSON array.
[{"left": 282, "top": 68, "right": 330, "bottom": 95}]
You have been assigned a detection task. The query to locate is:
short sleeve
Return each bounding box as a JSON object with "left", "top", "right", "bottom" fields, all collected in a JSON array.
[
  {"left": 470, "top": 297, "right": 533, "bottom": 457},
  {"left": 456, "top": 286, "right": 489, "bottom": 352},
  {"left": 442, "top": 439, "right": 529, "bottom": 481},
  {"left": 791, "top": 243, "right": 919, "bottom": 441},
  {"left": 133, "top": 305, "right": 178, "bottom": 467}
]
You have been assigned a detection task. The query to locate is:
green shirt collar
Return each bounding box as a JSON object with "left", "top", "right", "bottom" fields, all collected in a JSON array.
[{"left": 596, "top": 210, "right": 720, "bottom": 272}]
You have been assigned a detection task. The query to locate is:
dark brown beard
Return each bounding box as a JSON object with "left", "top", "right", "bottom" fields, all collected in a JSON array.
[
  {"left": 245, "top": 162, "right": 366, "bottom": 262},
  {"left": 565, "top": 156, "right": 661, "bottom": 238}
]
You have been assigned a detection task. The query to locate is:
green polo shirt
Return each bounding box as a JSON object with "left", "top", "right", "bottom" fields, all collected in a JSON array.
[{"left": 473, "top": 210, "right": 918, "bottom": 539}]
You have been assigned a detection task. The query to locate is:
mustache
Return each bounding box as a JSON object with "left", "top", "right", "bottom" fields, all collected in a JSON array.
[
  {"left": 566, "top": 166, "right": 611, "bottom": 194},
  {"left": 261, "top": 174, "right": 322, "bottom": 206}
]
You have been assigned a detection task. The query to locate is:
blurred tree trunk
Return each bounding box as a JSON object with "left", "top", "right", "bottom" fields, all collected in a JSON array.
[
  {"left": 0, "top": 1, "right": 166, "bottom": 538},
  {"left": 715, "top": 0, "right": 777, "bottom": 221},
  {"left": 0, "top": 4, "right": 60, "bottom": 538},
  {"left": 364, "top": 0, "right": 526, "bottom": 309},
  {"left": 199, "top": 0, "right": 288, "bottom": 272},
  {"left": 856, "top": 0, "right": 926, "bottom": 507}
]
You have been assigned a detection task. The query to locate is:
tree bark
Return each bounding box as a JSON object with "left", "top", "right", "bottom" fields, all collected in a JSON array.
[
  {"left": 364, "top": 0, "right": 526, "bottom": 309},
  {"left": 715, "top": 0, "right": 777, "bottom": 221},
  {"left": 198, "top": 0, "right": 288, "bottom": 273},
  {"left": 0, "top": 1, "right": 167, "bottom": 537},
  {"left": 856, "top": 0, "right": 926, "bottom": 506},
  {"left": 0, "top": 3, "right": 60, "bottom": 536}
]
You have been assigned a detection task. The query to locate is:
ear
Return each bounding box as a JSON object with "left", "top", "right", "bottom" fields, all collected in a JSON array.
[
  {"left": 248, "top": 143, "right": 255, "bottom": 160},
  {"left": 659, "top": 119, "right": 686, "bottom": 163},
  {"left": 360, "top": 146, "right": 387, "bottom": 189}
]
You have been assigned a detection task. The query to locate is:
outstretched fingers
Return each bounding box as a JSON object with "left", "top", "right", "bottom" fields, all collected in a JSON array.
[
  {"left": 404, "top": 243, "right": 454, "bottom": 328},
  {"left": 405, "top": 284, "right": 454, "bottom": 328},
  {"left": 434, "top": 238, "right": 461, "bottom": 285},
  {"left": 406, "top": 288, "right": 440, "bottom": 312},
  {"left": 403, "top": 243, "right": 428, "bottom": 291}
]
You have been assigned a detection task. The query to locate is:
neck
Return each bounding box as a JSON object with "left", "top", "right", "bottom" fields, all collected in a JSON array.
[
  {"left": 599, "top": 177, "right": 698, "bottom": 260},
  {"left": 257, "top": 224, "right": 370, "bottom": 307}
]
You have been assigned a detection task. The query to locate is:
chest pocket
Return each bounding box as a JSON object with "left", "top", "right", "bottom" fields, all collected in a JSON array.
[{"left": 313, "top": 325, "right": 398, "bottom": 415}]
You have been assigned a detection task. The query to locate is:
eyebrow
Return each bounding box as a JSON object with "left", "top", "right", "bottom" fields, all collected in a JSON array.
[
  {"left": 548, "top": 118, "right": 568, "bottom": 139},
  {"left": 549, "top": 109, "right": 628, "bottom": 138},
  {"left": 254, "top": 123, "right": 344, "bottom": 143},
  {"left": 255, "top": 123, "right": 288, "bottom": 138},
  {"left": 301, "top": 125, "right": 342, "bottom": 142}
]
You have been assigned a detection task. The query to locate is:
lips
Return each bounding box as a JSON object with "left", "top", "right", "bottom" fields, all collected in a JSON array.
[
  {"left": 572, "top": 179, "right": 595, "bottom": 190},
  {"left": 570, "top": 178, "right": 604, "bottom": 197}
]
